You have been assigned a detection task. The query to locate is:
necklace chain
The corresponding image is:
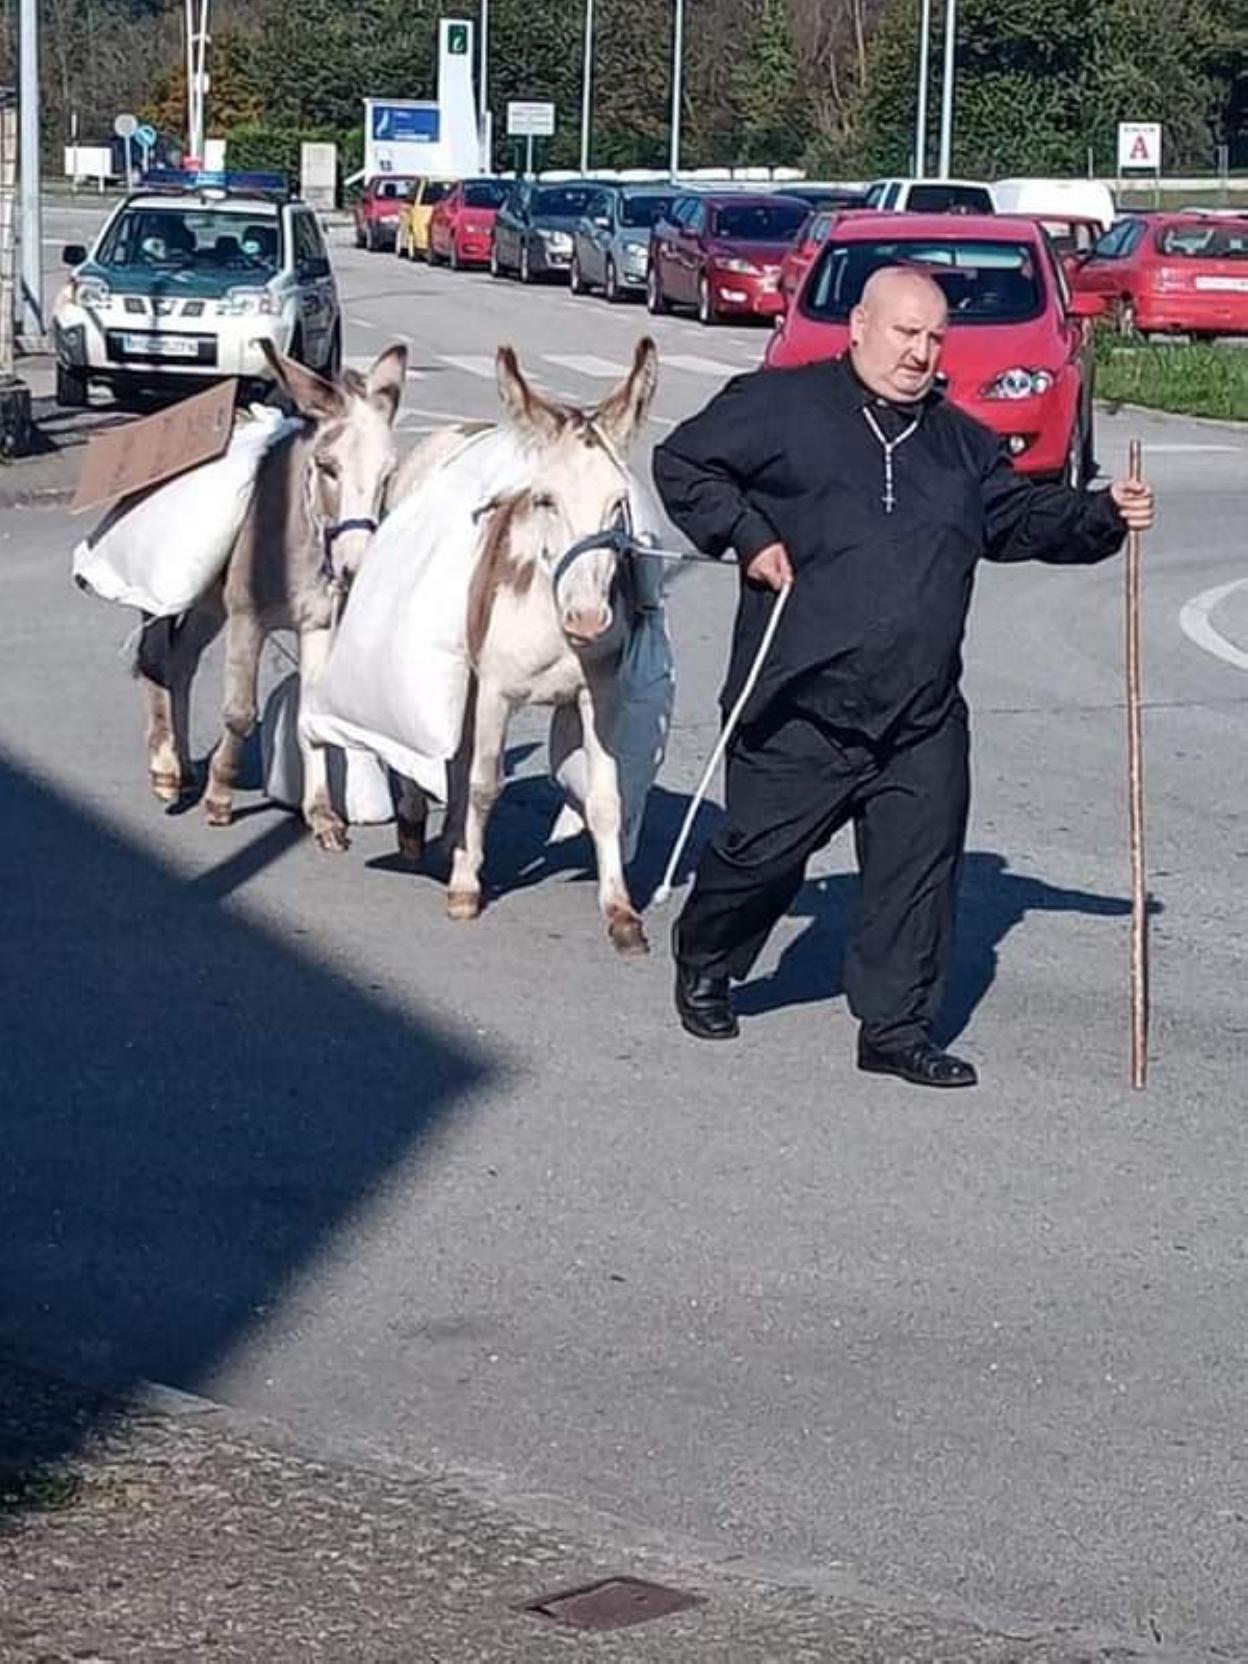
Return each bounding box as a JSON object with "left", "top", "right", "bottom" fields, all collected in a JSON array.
[{"left": 861, "top": 405, "right": 920, "bottom": 515}]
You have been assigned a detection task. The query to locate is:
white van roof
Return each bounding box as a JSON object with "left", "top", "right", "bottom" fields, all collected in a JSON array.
[{"left": 991, "top": 178, "right": 1116, "bottom": 227}]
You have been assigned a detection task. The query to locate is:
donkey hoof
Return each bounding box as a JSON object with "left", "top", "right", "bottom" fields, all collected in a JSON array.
[
  {"left": 150, "top": 770, "right": 183, "bottom": 804},
  {"left": 204, "top": 798, "right": 233, "bottom": 828},
  {"left": 607, "top": 909, "right": 649, "bottom": 957},
  {"left": 311, "top": 816, "right": 351, "bottom": 854},
  {"left": 447, "top": 889, "right": 481, "bottom": 922},
  {"left": 396, "top": 816, "right": 427, "bottom": 864}
]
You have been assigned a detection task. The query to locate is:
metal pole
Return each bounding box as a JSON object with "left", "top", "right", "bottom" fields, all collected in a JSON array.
[
  {"left": 479, "top": 0, "right": 490, "bottom": 170},
  {"left": 0, "top": 96, "right": 17, "bottom": 377},
  {"left": 18, "top": 0, "right": 42, "bottom": 340},
  {"left": 1124, "top": 437, "right": 1148, "bottom": 1089},
  {"left": 184, "top": 0, "right": 195, "bottom": 156},
  {"left": 669, "top": 0, "right": 685, "bottom": 179},
  {"left": 579, "top": 0, "right": 594, "bottom": 176},
  {"left": 937, "top": 0, "right": 956, "bottom": 178},
  {"left": 194, "top": 0, "right": 209, "bottom": 160},
  {"left": 914, "top": 0, "right": 932, "bottom": 179}
]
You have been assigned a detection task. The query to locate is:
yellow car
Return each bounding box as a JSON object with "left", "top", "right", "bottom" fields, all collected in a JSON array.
[{"left": 395, "top": 179, "right": 456, "bottom": 260}]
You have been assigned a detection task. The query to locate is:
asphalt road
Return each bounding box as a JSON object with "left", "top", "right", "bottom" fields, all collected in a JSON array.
[{"left": 4, "top": 207, "right": 1248, "bottom": 1661}]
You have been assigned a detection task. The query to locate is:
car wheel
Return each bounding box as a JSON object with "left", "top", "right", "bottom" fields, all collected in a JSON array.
[
  {"left": 569, "top": 254, "right": 584, "bottom": 295},
  {"left": 519, "top": 241, "right": 532, "bottom": 284},
  {"left": 490, "top": 241, "right": 502, "bottom": 278},
  {"left": 646, "top": 266, "right": 670, "bottom": 315},
  {"left": 354, "top": 224, "right": 365, "bottom": 250},
  {"left": 449, "top": 238, "right": 461, "bottom": 272},
  {"left": 55, "top": 362, "right": 88, "bottom": 408},
  {"left": 697, "top": 274, "right": 718, "bottom": 326},
  {"left": 1064, "top": 418, "right": 1085, "bottom": 490},
  {"left": 605, "top": 259, "right": 621, "bottom": 303}
]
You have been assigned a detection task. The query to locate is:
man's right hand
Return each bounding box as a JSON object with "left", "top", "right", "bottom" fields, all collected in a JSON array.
[{"left": 745, "top": 541, "right": 795, "bottom": 591}]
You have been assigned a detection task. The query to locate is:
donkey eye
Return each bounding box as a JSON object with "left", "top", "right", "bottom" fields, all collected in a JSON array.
[
  {"left": 314, "top": 456, "right": 340, "bottom": 479},
  {"left": 531, "top": 491, "right": 556, "bottom": 511}
]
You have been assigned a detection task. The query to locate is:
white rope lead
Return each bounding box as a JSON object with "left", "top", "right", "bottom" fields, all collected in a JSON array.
[{"left": 652, "top": 580, "right": 793, "bottom": 906}]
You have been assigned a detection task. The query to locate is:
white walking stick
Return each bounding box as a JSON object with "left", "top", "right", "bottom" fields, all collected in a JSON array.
[
  {"left": 1125, "top": 438, "right": 1149, "bottom": 1089},
  {"left": 653, "top": 581, "right": 793, "bottom": 906}
]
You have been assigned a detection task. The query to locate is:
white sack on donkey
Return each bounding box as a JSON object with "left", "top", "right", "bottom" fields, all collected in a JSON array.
[
  {"left": 300, "top": 337, "right": 675, "bottom": 953},
  {"left": 71, "top": 405, "right": 299, "bottom": 617}
]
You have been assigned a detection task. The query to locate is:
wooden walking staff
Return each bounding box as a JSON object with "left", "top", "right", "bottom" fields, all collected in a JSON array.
[{"left": 1125, "top": 438, "right": 1148, "bottom": 1089}]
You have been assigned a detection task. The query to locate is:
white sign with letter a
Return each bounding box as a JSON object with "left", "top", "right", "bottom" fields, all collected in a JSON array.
[{"left": 1117, "top": 122, "right": 1162, "bottom": 171}]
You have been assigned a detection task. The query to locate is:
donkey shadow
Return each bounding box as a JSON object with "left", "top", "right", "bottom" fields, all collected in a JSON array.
[{"left": 733, "top": 851, "right": 1147, "bottom": 1044}]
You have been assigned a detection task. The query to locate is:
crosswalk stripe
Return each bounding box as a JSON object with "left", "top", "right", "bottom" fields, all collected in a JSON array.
[
  {"left": 440, "top": 354, "right": 499, "bottom": 380},
  {"left": 344, "top": 355, "right": 424, "bottom": 379},
  {"left": 663, "top": 353, "right": 753, "bottom": 377},
  {"left": 543, "top": 353, "right": 630, "bottom": 378}
]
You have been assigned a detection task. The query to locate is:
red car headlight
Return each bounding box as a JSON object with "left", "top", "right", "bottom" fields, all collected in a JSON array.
[{"left": 983, "top": 367, "right": 1056, "bottom": 400}]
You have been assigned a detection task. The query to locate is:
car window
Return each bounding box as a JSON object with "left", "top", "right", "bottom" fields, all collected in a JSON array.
[
  {"left": 883, "top": 183, "right": 902, "bottom": 209},
  {"left": 464, "top": 180, "right": 508, "bottom": 209},
  {"left": 422, "top": 181, "right": 453, "bottom": 205},
  {"left": 864, "top": 183, "right": 888, "bottom": 208},
  {"left": 810, "top": 211, "right": 834, "bottom": 243},
  {"left": 531, "top": 186, "right": 599, "bottom": 217},
  {"left": 619, "top": 194, "right": 673, "bottom": 228},
  {"left": 710, "top": 202, "right": 807, "bottom": 241},
  {"left": 904, "top": 183, "right": 993, "bottom": 214},
  {"left": 673, "top": 197, "right": 700, "bottom": 228},
  {"left": 375, "top": 178, "right": 417, "bottom": 200},
  {"left": 1156, "top": 221, "right": 1248, "bottom": 258},
  {"left": 292, "top": 212, "right": 328, "bottom": 273},
  {"left": 95, "top": 206, "right": 283, "bottom": 277},
  {"left": 805, "top": 237, "right": 1044, "bottom": 324}
]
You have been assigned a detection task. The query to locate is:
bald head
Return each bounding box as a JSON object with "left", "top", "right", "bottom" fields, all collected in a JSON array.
[{"left": 849, "top": 265, "right": 948, "bottom": 404}]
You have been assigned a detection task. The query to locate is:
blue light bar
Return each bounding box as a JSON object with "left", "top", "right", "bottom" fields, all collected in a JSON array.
[{"left": 140, "top": 167, "right": 290, "bottom": 196}]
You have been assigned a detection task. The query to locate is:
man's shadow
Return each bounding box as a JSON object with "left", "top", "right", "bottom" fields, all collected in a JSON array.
[{"left": 734, "top": 851, "right": 1146, "bottom": 1043}]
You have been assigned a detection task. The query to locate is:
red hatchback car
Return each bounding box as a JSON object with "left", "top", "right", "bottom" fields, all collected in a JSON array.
[
  {"left": 647, "top": 192, "right": 809, "bottom": 324},
  {"left": 767, "top": 212, "right": 1105, "bottom": 481},
  {"left": 353, "top": 175, "right": 420, "bottom": 253},
  {"left": 1071, "top": 213, "right": 1248, "bottom": 337},
  {"left": 428, "top": 177, "right": 510, "bottom": 269}
]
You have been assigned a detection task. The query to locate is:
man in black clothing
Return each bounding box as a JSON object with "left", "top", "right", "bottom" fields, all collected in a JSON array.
[{"left": 651, "top": 266, "right": 1155, "bottom": 1087}]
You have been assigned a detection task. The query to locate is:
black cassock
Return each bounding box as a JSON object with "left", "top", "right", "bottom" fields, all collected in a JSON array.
[{"left": 652, "top": 354, "right": 1127, "bottom": 1049}]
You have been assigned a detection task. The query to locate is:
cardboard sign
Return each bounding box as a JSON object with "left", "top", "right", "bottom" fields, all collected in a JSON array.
[{"left": 72, "top": 378, "right": 239, "bottom": 514}]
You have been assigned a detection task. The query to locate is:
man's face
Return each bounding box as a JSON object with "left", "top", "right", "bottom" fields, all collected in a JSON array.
[{"left": 849, "top": 275, "right": 948, "bottom": 403}]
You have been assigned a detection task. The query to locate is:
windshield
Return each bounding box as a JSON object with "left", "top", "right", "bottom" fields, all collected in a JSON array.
[
  {"left": 96, "top": 207, "right": 282, "bottom": 277},
  {"left": 1156, "top": 221, "right": 1248, "bottom": 259},
  {"left": 464, "top": 180, "right": 508, "bottom": 209},
  {"left": 711, "top": 202, "right": 807, "bottom": 242},
  {"left": 805, "top": 239, "right": 1044, "bottom": 324},
  {"left": 532, "top": 186, "right": 599, "bottom": 218},
  {"left": 422, "top": 181, "right": 452, "bottom": 204},
  {"left": 374, "top": 178, "right": 418, "bottom": 200},
  {"left": 905, "top": 183, "right": 993, "bottom": 213},
  {"left": 620, "top": 194, "right": 673, "bottom": 228}
]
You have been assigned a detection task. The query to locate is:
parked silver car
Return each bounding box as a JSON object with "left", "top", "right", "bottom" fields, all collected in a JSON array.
[{"left": 570, "top": 185, "right": 677, "bottom": 302}]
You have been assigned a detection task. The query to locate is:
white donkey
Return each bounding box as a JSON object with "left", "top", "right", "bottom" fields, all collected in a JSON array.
[{"left": 394, "top": 338, "right": 661, "bottom": 954}]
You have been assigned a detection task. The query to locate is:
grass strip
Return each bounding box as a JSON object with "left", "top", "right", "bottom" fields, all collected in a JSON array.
[{"left": 1093, "top": 332, "right": 1248, "bottom": 421}]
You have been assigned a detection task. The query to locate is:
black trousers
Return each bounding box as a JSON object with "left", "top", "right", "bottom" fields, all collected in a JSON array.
[{"left": 675, "top": 704, "right": 970, "bottom": 1049}]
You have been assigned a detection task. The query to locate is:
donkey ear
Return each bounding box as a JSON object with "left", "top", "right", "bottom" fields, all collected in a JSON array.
[
  {"left": 366, "top": 343, "right": 408, "bottom": 426},
  {"left": 495, "top": 344, "right": 564, "bottom": 441},
  {"left": 257, "top": 339, "right": 344, "bottom": 421},
  {"left": 592, "top": 336, "right": 658, "bottom": 452}
]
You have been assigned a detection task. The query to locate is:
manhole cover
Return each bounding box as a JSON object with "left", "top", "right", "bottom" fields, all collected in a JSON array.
[{"left": 525, "top": 1575, "right": 702, "bottom": 1631}]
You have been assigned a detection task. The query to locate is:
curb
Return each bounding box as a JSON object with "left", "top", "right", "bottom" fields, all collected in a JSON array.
[{"left": 1095, "top": 396, "right": 1248, "bottom": 434}]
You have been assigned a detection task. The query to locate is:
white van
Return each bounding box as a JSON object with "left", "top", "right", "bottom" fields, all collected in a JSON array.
[
  {"left": 862, "top": 177, "right": 995, "bottom": 214},
  {"left": 990, "top": 178, "right": 1115, "bottom": 232}
]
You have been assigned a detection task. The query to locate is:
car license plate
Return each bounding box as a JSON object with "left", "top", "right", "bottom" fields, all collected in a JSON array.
[
  {"left": 1194, "top": 275, "right": 1248, "bottom": 293},
  {"left": 121, "top": 333, "right": 199, "bottom": 358}
]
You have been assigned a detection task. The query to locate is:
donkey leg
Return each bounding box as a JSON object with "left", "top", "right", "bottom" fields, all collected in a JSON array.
[
  {"left": 141, "top": 593, "right": 225, "bottom": 800},
  {"left": 447, "top": 683, "right": 509, "bottom": 922},
  {"left": 395, "top": 776, "right": 430, "bottom": 864},
  {"left": 577, "top": 686, "right": 648, "bottom": 957},
  {"left": 297, "top": 626, "right": 350, "bottom": 853},
  {"left": 144, "top": 681, "right": 182, "bottom": 802},
  {"left": 204, "top": 611, "right": 263, "bottom": 828}
]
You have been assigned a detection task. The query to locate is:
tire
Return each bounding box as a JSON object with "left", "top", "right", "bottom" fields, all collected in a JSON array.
[
  {"left": 1064, "top": 418, "right": 1085, "bottom": 490},
  {"left": 646, "top": 265, "right": 670, "bottom": 315},
  {"left": 490, "top": 240, "right": 502, "bottom": 279},
  {"left": 449, "top": 238, "right": 461, "bottom": 272},
  {"left": 365, "top": 222, "right": 377, "bottom": 254},
  {"left": 569, "top": 253, "right": 585, "bottom": 295},
  {"left": 55, "top": 362, "right": 88, "bottom": 408},
  {"left": 288, "top": 329, "right": 306, "bottom": 369},
  {"left": 519, "top": 241, "right": 532, "bottom": 284},
  {"left": 697, "top": 273, "right": 718, "bottom": 326},
  {"left": 604, "top": 258, "right": 620, "bottom": 303},
  {"left": 354, "top": 224, "right": 365, "bottom": 250},
  {"left": 324, "top": 323, "right": 343, "bottom": 381}
]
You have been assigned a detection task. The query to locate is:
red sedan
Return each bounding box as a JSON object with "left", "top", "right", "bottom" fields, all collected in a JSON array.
[
  {"left": 1071, "top": 212, "right": 1248, "bottom": 337},
  {"left": 780, "top": 206, "right": 871, "bottom": 303},
  {"left": 767, "top": 212, "right": 1105, "bottom": 482},
  {"left": 428, "top": 177, "right": 510, "bottom": 270},
  {"left": 647, "top": 192, "right": 809, "bottom": 324}
]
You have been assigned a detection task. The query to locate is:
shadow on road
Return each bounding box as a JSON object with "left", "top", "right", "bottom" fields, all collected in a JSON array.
[{"left": 0, "top": 750, "right": 493, "bottom": 1515}]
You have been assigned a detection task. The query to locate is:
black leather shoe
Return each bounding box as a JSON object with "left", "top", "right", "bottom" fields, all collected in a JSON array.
[
  {"left": 857, "top": 1035, "right": 978, "bottom": 1088},
  {"left": 674, "top": 960, "right": 739, "bottom": 1041}
]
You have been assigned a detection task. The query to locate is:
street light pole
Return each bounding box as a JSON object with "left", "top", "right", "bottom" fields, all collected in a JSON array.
[
  {"left": 937, "top": 0, "right": 956, "bottom": 178},
  {"left": 579, "top": 0, "right": 594, "bottom": 176},
  {"left": 479, "top": 0, "right": 491, "bottom": 171},
  {"left": 914, "top": 0, "right": 932, "bottom": 178},
  {"left": 18, "top": 0, "right": 41, "bottom": 340},
  {"left": 669, "top": 0, "right": 685, "bottom": 179}
]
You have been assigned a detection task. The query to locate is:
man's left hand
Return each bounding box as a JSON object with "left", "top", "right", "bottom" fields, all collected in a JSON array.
[{"left": 1109, "top": 477, "right": 1155, "bottom": 532}]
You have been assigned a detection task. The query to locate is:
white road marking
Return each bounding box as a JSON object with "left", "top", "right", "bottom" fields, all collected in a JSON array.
[
  {"left": 1144, "top": 442, "right": 1242, "bottom": 454},
  {"left": 344, "top": 355, "right": 424, "bottom": 378},
  {"left": 1179, "top": 577, "right": 1248, "bottom": 671},
  {"left": 439, "top": 354, "right": 498, "bottom": 380},
  {"left": 663, "top": 352, "right": 752, "bottom": 377},
  {"left": 544, "top": 353, "right": 629, "bottom": 378}
]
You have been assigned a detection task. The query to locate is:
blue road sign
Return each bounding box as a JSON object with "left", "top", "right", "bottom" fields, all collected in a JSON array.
[{"left": 135, "top": 123, "right": 158, "bottom": 150}]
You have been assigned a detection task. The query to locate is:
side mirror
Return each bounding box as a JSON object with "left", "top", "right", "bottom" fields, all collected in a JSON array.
[
  {"left": 594, "top": 214, "right": 611, "bottom": 230},
  {"left": 63, "top": 243, "right": 87, "bottom": 265},
  {"left": 1068, "top": 291, "right": 1106, "bottom": 320}
]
